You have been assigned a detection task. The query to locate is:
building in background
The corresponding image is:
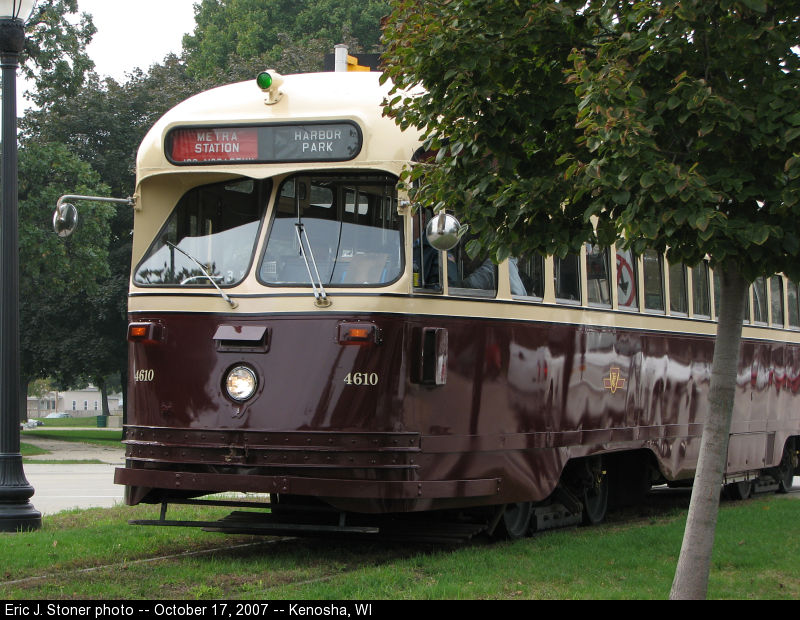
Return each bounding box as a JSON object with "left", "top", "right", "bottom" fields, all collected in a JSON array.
[{"left": 26, "top": 386, "right": 123, "bottom": 418}]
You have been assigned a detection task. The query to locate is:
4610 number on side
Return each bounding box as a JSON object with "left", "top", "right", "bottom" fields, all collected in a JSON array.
[{"left": 343, "top": 372, "right": 378, "bottom": 386}]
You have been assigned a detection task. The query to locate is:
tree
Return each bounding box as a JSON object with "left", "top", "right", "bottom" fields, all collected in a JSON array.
[
  {"left": 183, "top": 0, "right": 390, "bottom": 79},
  {"left": 382, "top": 0, "right": 800, "bottom": 599},
  {"left": 21, "top": 0, "right": 96, "bottom": 108},
  {"left": 381, "top": 1, "right": 596, "bottom": 264},
  {"left": 18, "top": 142, "right": 114, "bottom": 415},
  {"left": 19, "top": 0, "right": 391, "bottom": 414},
  {"left": 21, "top": 56, "right": 212, "bottom": 417}
]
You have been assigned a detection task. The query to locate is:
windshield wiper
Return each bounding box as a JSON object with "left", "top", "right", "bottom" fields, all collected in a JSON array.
[
  {"left": 166, "top": 241, "right": 238, "bottom": 309},
  {"left": 294, "top": 223, "right": 331, "bottom": 307}
]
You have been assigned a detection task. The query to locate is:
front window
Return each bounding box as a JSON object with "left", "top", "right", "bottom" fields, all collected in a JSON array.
[
  {"left": 259, "top": 173, "right": 402, "bottom": 286},
  {"left": 134, "top": 178, "right": 268, "bottom": 286}
]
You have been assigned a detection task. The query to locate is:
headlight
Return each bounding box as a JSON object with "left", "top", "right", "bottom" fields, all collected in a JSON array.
[{"left": 225, "top": 365, "right": 258, "bottom": 401}]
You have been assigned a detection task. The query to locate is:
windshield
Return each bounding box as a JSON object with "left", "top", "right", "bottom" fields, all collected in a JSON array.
[
  {"left": 259, "top": 173, "right": 402, "bottom": 286},
  {"left": 134, "top": 178, "right": 268, "bottom": 286}
]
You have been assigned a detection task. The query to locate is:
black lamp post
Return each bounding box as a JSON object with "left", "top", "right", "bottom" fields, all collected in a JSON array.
[{"left": 0, "top": 0, "right": 39, "bottom": 532}]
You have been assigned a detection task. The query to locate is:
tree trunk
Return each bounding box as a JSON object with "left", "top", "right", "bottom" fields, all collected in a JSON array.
[
  {"left": 96, "top": 376, "right": 110, "bottom": 417},
  {"left": 670, "top": 262, "right": 748, "bottom": 599}
]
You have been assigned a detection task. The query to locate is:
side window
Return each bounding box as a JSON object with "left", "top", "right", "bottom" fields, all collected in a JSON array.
[
  {"left": 449, "top": 235, "right": 497, "bottom": 297},
  {"left": 585, "top": 244, "right": 611, "bottom": 307},
  {"left": 692, "top": 262, "right": 710, "bottom": 317},
  {"left": 555, "top": 254, "right": 581, "bottom": 303},
  {"left": 752, "top": 277, "right": 768, "bottom": 324},
  {"left": 616, "top": 248, "right": 638, "bottom": 310},
  {"left": 413, "top": 209, "right": 442, "bottom": 291},
  {"left": 770, "top": 276, "right": 784, "bottom": 327},
  {"left": 669, "top": 262, "right": 688, "bottom": 315},
  {"left": 643, "top": 249, "right": 664, "bottom": 312},
  {"left": 787, "top": 280, "right": 800, "bottom": 328},
  {"left": 513, "top": 254, "right": 544, "bottom": 298}
]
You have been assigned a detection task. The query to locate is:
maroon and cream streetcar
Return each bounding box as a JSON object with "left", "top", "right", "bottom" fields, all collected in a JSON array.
[{"left": 56, "top": 70, "right": 799, "bottom": 540}]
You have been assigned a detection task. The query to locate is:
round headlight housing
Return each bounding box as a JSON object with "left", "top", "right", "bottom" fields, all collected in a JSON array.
[{"left": 225, "top": 365, "right": 258, "bottom": 402}]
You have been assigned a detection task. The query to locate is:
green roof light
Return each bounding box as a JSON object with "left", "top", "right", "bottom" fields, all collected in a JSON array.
[{"left": 256, "top": 72, "right": 273, "bottom": 91}]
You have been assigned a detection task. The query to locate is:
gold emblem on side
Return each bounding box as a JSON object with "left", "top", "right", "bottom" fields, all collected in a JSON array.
[{"left": 603, "top": 367, "right": 626, "bottom": 394}]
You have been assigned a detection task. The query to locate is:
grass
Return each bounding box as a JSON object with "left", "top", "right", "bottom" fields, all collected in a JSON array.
[
  {"left": 0, "top": 494, "right": 797, "bottom": 600},
  {"left": 20, "top": 429, "right": 123, "bottom": 447},
  {"left": 20, "top": 442, "right": 49, "bottom": 457},
  {"left": 27, "top": 416, "right": 118, "bottom": 428}
]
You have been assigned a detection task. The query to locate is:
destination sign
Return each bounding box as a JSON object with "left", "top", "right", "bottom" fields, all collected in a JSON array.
[{"left": 166, "top": 122, "right": 362, "bottom": 164}]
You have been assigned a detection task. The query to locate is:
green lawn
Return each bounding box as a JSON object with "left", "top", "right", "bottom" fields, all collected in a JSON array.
[
  {"left": 0, "top": 494, "right": 797, "bottom": 600},
  {"left": 19, "top": 442, "right": 49, "bottom": 457},
  {"left": 27, "top": 415, "right": 117, "bottom": 428},
  {"left": 21, "top": 428, "right": 122, "bottom": 447}
]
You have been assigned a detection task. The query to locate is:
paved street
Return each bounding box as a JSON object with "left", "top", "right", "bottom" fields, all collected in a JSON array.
[
  {"left": 21, "top": 431, "right": 124, "bottom": 515},
  {"left": 25, "top": 463, "right": 123, "bottom": 515}
]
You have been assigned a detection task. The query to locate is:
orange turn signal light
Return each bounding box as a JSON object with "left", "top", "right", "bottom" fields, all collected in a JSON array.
[
  {"left": 337, "top": 322, "right": 380, "bottom": 345},
  {"left": 128, "top": 322, "right": 163, "bottom": 345}
]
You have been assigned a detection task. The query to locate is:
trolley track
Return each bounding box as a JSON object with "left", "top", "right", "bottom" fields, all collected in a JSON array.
[{"left": 1, "top": 532, "right": 443, "bottom": 597}]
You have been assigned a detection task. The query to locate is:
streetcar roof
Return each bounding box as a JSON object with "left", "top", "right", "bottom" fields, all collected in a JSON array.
[{"left": 135, "top": 71, "right": 422, "bottom": 186}]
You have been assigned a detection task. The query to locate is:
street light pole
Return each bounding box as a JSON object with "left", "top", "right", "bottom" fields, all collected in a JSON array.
[{"left": 0, "top": 0, "right": 39, "bottom": 532}]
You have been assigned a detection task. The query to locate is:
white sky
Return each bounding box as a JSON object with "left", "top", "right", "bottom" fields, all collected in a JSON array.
[
  {"left": 16, "top": 0, "right": 197, "bottom": 112},
  {"left": 77, "top": 0, "right": 197, "bottom": 81}
]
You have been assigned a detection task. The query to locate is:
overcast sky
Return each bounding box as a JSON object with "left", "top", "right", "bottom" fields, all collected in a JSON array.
[
  {"left": 16, "top": 0, "right": 197, "bottom": 112},
  {"left": 77, "top": 0, "right": 197, "bottom": 81}
]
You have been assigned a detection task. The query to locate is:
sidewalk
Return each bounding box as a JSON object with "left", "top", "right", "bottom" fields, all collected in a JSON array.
[
  {"left": 25, "top": 463, "right": 124, "bottom": 515},
  {"left": 21, "top": 434, "right": 125, "bottom": 516}
]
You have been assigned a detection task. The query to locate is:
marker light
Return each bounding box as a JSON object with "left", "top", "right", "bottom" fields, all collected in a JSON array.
[
  {"left": 127, "top": 322, "right": 163, "bottom": 345},
  {"left": 337, "top": 322, "right": 381, "bottom": 346},
  {"left": 256, "top": 72, "right": 273, "bottom": 90},
  {"left": 256, "top": 70, "right": 284, "bottom": 105},
  {"left": 225, "top": 365, "right": 258, "bottom": 402}
]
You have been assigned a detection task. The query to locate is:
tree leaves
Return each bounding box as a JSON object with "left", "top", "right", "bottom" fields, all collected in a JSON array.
[
  {"left": 567, "top": 0, "right": 800, "bottom": 279},
  {"left": 18, "top": 143, "right": 114, "bottom": 388},
  {"left": 382, "top": 0, "right": 598, "bottom": 262},
  {"left": 183, "top": 0, "right": 390, "bottom": 78},
  {"left": 382, "top": 0, "right": 800, "bottom": 274}
]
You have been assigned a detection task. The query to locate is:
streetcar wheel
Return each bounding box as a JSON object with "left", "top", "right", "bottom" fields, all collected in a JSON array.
[
  {"left": 495, "top": 502, "right": 533, "bottom": 540},
  {"left": 581, "top": 460, "right": 609, "bottom": 525},
  {"left": 725, "top": 480, "right": 752, "bottom": 500},
  {"left": 776, "top": 443, "right": 797, "bottom": 494}
]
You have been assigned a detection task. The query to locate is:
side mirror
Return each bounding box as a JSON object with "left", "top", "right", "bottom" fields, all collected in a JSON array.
[
  {"left": 52, "top": 194, "right": 136, "bottom": 239},
  {"left": 52, "top": 202, "right": 78, "bottom": 238},
  {"left": 425, "top": 213, "right": 461, "bottom": 251}
]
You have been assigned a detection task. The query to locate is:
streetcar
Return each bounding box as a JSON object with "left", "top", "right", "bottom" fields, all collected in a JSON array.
[{"left": 56, "top": 68, "right": 799, "bottom": 540}]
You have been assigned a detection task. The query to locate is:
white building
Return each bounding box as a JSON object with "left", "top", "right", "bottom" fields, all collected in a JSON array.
[{"left": 27, "top": 386, "right": 123, "bottom": 418}]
